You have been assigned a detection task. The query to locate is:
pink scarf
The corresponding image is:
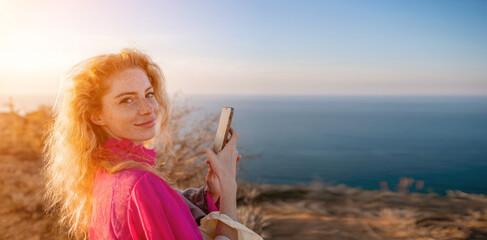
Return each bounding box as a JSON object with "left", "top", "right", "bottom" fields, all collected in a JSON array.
[{"left": 89, "top": 137, "right": 208, "bottom": 239}]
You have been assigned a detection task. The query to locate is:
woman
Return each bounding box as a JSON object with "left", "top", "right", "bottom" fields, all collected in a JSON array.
[{"left": 43, "top": 48, "right": 261, "bottom": 239}]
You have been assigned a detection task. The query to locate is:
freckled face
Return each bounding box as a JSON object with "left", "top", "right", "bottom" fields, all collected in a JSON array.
[{"left": 93, "top": 67, "right": 159, "bottom": 144}]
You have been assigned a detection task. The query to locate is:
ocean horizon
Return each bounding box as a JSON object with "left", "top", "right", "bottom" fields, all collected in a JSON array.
[{"left": 2, "top": 93, "right": 487, "bottom": 195}]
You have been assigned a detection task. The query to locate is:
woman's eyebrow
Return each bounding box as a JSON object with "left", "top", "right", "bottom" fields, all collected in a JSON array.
[{"left": 114, "top": 86, "right": 153, "bottom": 99}]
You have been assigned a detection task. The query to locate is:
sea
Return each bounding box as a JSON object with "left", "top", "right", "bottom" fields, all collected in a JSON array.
[{"left": 2, "top": 94, "right": 487, "bottom": 195}]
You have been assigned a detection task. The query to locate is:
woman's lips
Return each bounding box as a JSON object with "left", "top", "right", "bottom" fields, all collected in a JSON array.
[{"left": 135, "top": 119, "right": 155, "bottom": 128}]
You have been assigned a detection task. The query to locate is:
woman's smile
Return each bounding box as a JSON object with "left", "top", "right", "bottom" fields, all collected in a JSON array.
[{"left": 135, "top": 118, "right": 156, "bottom": 128}]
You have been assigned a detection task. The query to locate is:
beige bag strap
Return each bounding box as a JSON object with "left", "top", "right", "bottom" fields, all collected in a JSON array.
[{"left": 199, "top": 211, "right": 264, "bottom": 240}]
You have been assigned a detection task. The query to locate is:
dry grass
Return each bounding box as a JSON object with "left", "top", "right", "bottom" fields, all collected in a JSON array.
[
  {"left": 0, "top": 153, "right": 66, "bottom": 240},
  {"left": 243, "top": 181, "right": 487, "bottom": 240}
]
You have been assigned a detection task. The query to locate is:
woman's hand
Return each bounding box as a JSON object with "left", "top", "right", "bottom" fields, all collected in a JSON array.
[
  {"left": 205, "top": 153, "right": 241, "bottom": 203},
  {"left": 205, "top": 127, "right": 241, "bottom": 194}
]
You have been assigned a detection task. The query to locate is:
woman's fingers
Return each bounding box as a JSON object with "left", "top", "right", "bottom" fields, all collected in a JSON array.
[
  {"left": 227, "top": 127, "right": 239, "bottom": 146},
  {"left": 205, "top": 148, "right": 217, "bottom": 159},
  {"left": 205, "top": 148, "right": 224, "bottom": 172},
  {"left": 205, "top": 148, "right": 218, "bottom": 166}
]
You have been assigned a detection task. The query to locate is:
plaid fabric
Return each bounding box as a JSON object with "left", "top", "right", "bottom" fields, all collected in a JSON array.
[{"left": 175, "top": 185, "right": 211, "bottom": 226}]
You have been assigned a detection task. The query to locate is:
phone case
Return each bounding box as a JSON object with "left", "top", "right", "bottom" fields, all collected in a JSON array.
[{"left": 212, "top": 106, "right": 234, "bottom": 153}]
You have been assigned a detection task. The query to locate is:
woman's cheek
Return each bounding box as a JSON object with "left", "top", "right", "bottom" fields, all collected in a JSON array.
[
  {"left": 114, "top": 105, "right": 137, "bottom": 125},
  {"left": 119, "top": 103, "right": 137, "bottom": 113},
  {"left": 150, "top": 99, "right": 159, "bottom": 114}
]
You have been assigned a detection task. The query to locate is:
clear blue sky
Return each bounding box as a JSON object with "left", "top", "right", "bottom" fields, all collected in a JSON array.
[{"left": 0, "top": 0, "right": 486, "bottom": 95}]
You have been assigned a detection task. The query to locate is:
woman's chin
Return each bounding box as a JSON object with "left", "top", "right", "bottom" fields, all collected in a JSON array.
[
  {"left": 139, "top": 130, "right": 156, "bottom": 141},
  {"left": 124, "top": 129, "right": 156, "bottom": 143}
]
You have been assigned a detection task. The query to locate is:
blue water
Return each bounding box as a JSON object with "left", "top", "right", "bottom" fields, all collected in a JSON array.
[
  {"left": 2, "top": 94, "right": 487, "bottom": 195},
  {"left": 183, "top": 95, "right": 487, "bottom": 195}
]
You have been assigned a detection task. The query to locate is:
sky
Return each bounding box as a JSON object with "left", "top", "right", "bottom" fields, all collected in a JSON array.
[{"left": 0, "top": 0, "right": 486, "bottom": 96}]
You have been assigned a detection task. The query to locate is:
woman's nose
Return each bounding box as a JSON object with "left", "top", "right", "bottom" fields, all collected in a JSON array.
[{"left": 138, "top": 98, "right": 154, "bottom": 115}]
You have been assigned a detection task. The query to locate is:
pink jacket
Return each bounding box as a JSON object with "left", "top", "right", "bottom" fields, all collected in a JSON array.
[{"left": 89, "top": 138, "right": 220, "bottom": 239}]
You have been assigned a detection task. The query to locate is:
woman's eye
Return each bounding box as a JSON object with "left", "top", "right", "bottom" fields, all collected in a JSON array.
[
  {"left": 120, "top": 92, "right": 153, "bottom": 104},
  {"left": 120, "top": 98, "right": 133, "bottom": 104}
]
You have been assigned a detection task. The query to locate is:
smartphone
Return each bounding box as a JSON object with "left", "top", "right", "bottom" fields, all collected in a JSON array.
[{"left": 212, "top": 106, "right": 234, "bottom": 153}]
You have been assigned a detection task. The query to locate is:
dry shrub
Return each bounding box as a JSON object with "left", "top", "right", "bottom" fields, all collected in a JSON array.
[
  {"left": 365, "top": 208, "right": 418, "bottom": 238},
  {"left": 236, "top": 181, "right": 271, "bottom": 238},
  {"left": 157, "top": 93, "right": 218, "bottom": 189},
  {"left": 0, "top": 105, "right": 52, "bottom": 155},
  {"left": 0, "top": 154, "right": 66, "bottom": 239},
  {"left": 238, "top": 203, "right": 271, "bottom": 239}
]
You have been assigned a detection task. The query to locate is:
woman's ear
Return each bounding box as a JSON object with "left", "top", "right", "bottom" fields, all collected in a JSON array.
[{"left": 89, "top": 112, "right": 106, "bottom": 126}]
